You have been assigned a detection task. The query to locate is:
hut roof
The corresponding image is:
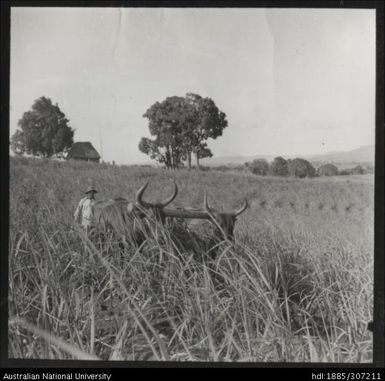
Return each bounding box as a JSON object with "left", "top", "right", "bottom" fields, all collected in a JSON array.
[{"left": 67, "top": 142, "right": 100, "bottom": 160}]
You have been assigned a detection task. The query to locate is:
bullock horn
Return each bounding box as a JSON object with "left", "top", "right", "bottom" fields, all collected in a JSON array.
[
  {"left": 203, "top": 191, "right": 216, "bottom": 219},
  {"left": 135, "top": 181, "right": 149, "bottom": 206},
  {"left": 203, "top": 191, "right": 229, "bottom": 240},
  {"left": 235, "top": 199, "right": 248, "bottom": 217},
  {"left": 203, "top": 190, "right": 211, "bottom": 211},
  {"left": 159, "top": 181, "right": 178, "bottom": 207}
]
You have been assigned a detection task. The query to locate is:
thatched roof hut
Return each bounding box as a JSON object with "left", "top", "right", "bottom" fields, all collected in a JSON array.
[{"left": 67, "top": 142, "right": 100, "bottom": 163}]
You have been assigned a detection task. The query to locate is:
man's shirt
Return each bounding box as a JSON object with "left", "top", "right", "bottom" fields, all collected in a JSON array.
[{"left": 74, "top": 197, "right": 96, "bottom": 227}]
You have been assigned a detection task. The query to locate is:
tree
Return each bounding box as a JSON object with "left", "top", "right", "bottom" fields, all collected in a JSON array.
[
  {"left": 269, "top": 156, "right": 289, "bottom": 176},
  {"left": 339, "top": 169, "right": 351, "bottom": 175},
  {"left": 350, "top": 165, "right": 365, "bottom": 175},
  {"left": 318, "top": 163, "right": 339, "bottom": 176},
  {"left": 185, "top": 93, "right": 227, "bottom": 168},
  {"left": 193, "top": 142, "right": 213, "bottom": 169},
  {"left": 248, "top": 158, "right": 269, "bottom": 176},
  {"left": 364, "top": 164, "right": 374, "bottom": 174},
  {"left": 288, "top": 158, "right": 316, "bottom": 178},
  {"left": 140, "top": 96, "right": 192, "bottom": 169},
  {"left": 138, "top": 137, "right": 167, "bottom": 166},
  {"left": 10, "top": 130, "right": 25, "bottom": 156},
  {"left": 10, "top": 97, "right": 74, "bottom": 158},
  {"left": 140, "top": 93, "right": 227, "bottom": 169}
]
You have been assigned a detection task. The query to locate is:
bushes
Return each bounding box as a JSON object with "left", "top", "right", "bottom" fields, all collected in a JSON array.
[
  {"left": 287, "top": 158, "right": 316, "bottom": 178},
  {"left": 247, "top": 156, "right": 316, "bottom": 178},
  {"left": 269, "top": 156, "right": 289, "bottom": 177},
  {"left": 335, "top": 165, "right": 372, "bottom": 176},
  {"left": 246, "top": 156, "right": 371, "bottom": 179},
  {"left": 248, "top": 159, "right": 269, "bottom": 176},
  {"left": 318, "top": 164, "right": 339, "bottom": 177},
  {"left": 350, "top": 165, "right": 365, "bottom": 175}
]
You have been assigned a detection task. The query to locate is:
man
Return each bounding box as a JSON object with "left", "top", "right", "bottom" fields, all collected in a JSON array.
[{"left": 74, "top": 186, "right": 98, "bottom": 234}]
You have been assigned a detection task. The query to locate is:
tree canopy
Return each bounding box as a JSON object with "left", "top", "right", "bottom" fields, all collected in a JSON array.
[
  {"left": 269, "top": 156, "right": 289, "bottom": 176},
  {"left": 139, "top": 93, "right": 227, "bottom": 169},
  {"left": 350, "top": 165, "right": 365, "bottom": 175},
  {"left": 318, "top": 163, "right": 339, "bottom": 176},
  {"left": 288, "top": 158, "right": 316, "bottom": 178},
  {"left": 11, "top": 97, "right": 74, "bottom": 158},
  {"left": 248, "top": 158, "right": 269, "bottom": 176}
]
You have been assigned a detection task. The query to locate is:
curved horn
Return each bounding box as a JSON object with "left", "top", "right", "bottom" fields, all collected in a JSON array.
[
  {"left": 203, "top": 190, "right": 210, "bottom": 211},
  {"left": 203, "top": 190, "right": 215, "bottom": 216},
  {"left": 135, "top": 181, "right": 149, "bottom": 206},
  {"left": 159, "top": 181, "right": 178, "bottom": 207},
  {"left": 235, "top": 198, "right": 248, "bottom": 217},
  {"left": 203, "top": 191, "right": 229, "bottom": 239}
]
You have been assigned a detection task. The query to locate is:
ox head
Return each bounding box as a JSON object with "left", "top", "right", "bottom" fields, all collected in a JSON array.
[
  {"left": 203, "top": 192, "right": 248, "bottom": 240},
  {"left": 128, "top": 181, "right": 178, "bottom": 224},
  {"left": 92, "top": 181, "right": 178, "bottom": 247},
  {"left": 162, "top": 191, "right": 248, "bottom": 241}
]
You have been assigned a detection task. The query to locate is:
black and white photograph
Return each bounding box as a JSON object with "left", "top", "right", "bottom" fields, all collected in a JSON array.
[{"left": 3, "top": 3, "right": 383, "bottom": 365}]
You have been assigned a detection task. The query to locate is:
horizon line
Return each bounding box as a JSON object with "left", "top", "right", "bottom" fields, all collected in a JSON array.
[{"left": 8, "top": 143, "right": 374, "bottom": 166}]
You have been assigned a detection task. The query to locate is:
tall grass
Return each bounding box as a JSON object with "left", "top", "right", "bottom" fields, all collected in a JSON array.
[{"left": 8, "top": 157, "right": 373, "bottom": 362}]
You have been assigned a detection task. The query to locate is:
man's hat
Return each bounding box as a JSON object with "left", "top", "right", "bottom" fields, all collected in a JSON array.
[{"left": 85, "top": 186, "right": 98, "bottom": 194}]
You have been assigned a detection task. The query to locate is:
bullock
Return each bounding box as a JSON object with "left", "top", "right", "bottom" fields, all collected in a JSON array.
[
  {"left": 163, "top": 191, "right": 248, "bottom": 241},
  {"left": 91, "top": 181, "right": 178, "bottom": 246},
  {"left": 202, "top": 192, "right": 248, "bottom": 240}
]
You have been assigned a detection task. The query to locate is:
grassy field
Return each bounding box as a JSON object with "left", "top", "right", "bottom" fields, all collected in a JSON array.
[{"left": 8, "top": 156, "right": 374, "bottom": 362}]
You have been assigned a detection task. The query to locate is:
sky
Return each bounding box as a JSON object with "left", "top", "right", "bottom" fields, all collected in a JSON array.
[{"left": 10, "top": 7, "right": 376, "bottom": 164}]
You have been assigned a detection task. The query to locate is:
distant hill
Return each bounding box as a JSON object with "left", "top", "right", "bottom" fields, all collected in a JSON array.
[
  {"left": 201, "top": 145, "right": 375, "bottom": 167},
  {"left": 306, "top": 145, "right": 374, "bottom": 164},
  {"left": 200, "top": 154, "right": 275, "bottom": 167}
]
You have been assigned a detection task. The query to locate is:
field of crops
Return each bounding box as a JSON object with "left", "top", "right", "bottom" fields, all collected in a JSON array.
[{"left": 8, "top": 156, "right": 374, "bottom": 362}]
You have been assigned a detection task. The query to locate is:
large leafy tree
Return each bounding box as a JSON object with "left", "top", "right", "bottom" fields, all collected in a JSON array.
[
  {"left": 11, "top": 97, "right": 74, "bottom": 158},
  {"left": 140, "top": 96, "right": 190, "bottom": 169},
  {"left": 140, "top": 93, "right": 227, "bottom": 169},
  {"left": 185, "top": 93, "right": 227, "bottom": 168}
]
